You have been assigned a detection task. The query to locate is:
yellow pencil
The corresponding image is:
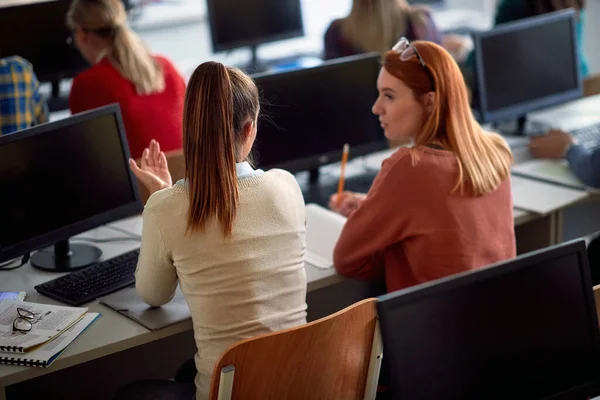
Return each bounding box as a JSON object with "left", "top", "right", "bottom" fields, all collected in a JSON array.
[{"left": 337, "top": 144, "right": 350, "bottom": 207}]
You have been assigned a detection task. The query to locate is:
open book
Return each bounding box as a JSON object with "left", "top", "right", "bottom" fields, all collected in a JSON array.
[
  {"left": 0, "top": 313, "right": 99, "bottom": 368},
  {"left": 0, "top": 301, "right": 88, "bottom": 353},
  {"left": 305, "top": 204, "right": 347, "bottom": 270}
]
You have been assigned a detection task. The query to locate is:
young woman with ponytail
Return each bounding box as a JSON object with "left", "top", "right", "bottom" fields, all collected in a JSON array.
[
  {"left": 67, "top": 0, "right": 186, "bottom": 158},
  {"left": 119, "top": 62, "right": 307, "bottom": 400}
]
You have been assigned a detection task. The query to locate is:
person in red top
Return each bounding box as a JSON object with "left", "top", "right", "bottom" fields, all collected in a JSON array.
[
  {"left": 67, "top": 0, "right": 185, "bottom": 159},
  {"left": 330, "top": 39, "right": 516, "bottom": 293}
]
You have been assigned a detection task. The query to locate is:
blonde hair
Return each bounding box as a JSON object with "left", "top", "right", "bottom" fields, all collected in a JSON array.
[
  {"left": 67, "top": 0, "right": 165, "bottom": 95},
  {"left": 340, "top": 0, "right": 429, "bottom": 54},
  {"left": 383, "top": 41, "right": 513, "bottom": 197}
]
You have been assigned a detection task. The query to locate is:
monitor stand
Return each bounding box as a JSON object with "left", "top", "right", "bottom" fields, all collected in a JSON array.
[
  {"left": 242, "top": 45, "right": 270, "bottom": 74},
  {"left": 308, "top": 168, "right": 320, "bottom": 185},
  {"left": 31, "top": 239, "right": 102, "bottom": 272},
  {"left": 515, "top": 116, "right": 527, "bottom": 136},
  {"left": 493, "top": 115, "right": 528, "bottom": 136},
  {"left": 46, "top": 80, "right": 70, "bottom": 113}
]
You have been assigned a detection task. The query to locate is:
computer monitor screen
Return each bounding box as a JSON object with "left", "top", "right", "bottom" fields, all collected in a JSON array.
[
  {"left": 0, "top": 105, "right": 141, "bottom": 270},
  {"left": 408, "top": 0, "right": 445, "bottom": 7},
  {"left": 206, "top": 0, "right": 304, "bottom": 52},
  {"left": 473, "top": 10, "right": 582, "bottom": 123},
  {"left": 377, "top": 240, "right": 600, "bottom": 400},
  {"left": 252, "top": 53, "right": 386, "bottom": 173},
  {"left": 0, "top": 0, "right": 89, "bottom": 82}
]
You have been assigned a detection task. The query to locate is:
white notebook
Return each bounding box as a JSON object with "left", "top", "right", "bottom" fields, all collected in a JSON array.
[
  {"left": 512, "top": 159, "right": 587, "bottom": 190},
  {"left": 511, "top": 175, "right": 589, "bottom": 215},
  {"left": 99, "top": 287, "right": 191, "bottom": 331},
  {"left": 305, "top": 204, "right": 347, "bottom": 270}
]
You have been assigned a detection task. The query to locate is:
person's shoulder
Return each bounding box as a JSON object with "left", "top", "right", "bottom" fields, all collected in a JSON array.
[
  {"left": 381, "top": 147, "right": 413, "bottom": 170},
  {"left": 73, "top": 59, "right": 117, "bottom": 86},
  {"left": 408, "top": 4, "right": 432, "bottom": 15},
  {"left": 326, "top": 18, "right": 343, "bottom": 31},
  {"left": 0, "top": 56, "right": 33, "bottom": 70},
  {"left": 264, "top": 169, "right": 299, "bottom": 185},
  {"left": 240, "top": 169, "right": 302, "bottom": 197},
  {"left": 324, "top": 18, "right": 345, "bottom": 39},
  {"left": 152, "top": 55, "right": 178, "bottom": 72},
  {"left": 383, "top": 146, "right": 458, "bottom": 180},
  {"left": 144, "top": 185, "right": 187, "bottom": 216}
]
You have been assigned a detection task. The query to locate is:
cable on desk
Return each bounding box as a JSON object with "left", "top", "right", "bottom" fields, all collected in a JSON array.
[
  {"left": 72, "top": 236, "right": 141, "bottom": 243},
  {"left": 0, "top": 253, "right": 30, "bottom": 271}
]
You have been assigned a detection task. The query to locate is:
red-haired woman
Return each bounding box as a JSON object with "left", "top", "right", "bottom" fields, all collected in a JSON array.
[{"left": 331, "top": 39, "right": 516, "bottom": 293}]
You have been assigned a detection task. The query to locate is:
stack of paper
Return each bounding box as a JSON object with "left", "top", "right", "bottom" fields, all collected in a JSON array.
[{"left": 0, "top": 301, "right": 99, "bottom": 367}]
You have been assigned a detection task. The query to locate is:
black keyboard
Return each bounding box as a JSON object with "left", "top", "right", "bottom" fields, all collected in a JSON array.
[
  {"left": 35, "top": 249, "right": 140, "bottom": 306},
  {"left": 572, "top": 123, "right": 600, "bottom": 151}
]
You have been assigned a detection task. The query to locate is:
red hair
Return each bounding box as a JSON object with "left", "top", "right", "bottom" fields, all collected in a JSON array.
[{"left": 382, "top": 41, "right": 513, "bottom": 196}]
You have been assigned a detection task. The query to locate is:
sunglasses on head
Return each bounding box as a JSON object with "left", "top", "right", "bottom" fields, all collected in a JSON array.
[{"left": 392, "top": 37, "right": 436, "bottom": 92}]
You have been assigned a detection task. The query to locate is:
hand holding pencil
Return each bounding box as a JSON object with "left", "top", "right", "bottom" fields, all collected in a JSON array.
[
  {"left": 329, "top": 144, "right": 367, "bottom": 217},
  {"left": 336, "top": 144, "right": 350, "bottom": 207}
]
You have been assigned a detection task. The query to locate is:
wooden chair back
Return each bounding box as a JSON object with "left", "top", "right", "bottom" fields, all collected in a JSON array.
[
  {"left": 209, "top": 298, "right": 382, "bottom": 400},
  {"left": 135, "top": 149, "right": 185, "bottom": 206},
  {"left": 593, "top": 285, "right": 600, "bottom": 327},
  {"left": 584, "top": 74, "right": 600, "bottom": 98}
]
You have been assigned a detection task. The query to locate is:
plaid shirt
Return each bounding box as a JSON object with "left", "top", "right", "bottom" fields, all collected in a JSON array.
[{"left": 0, "top": 56, "right": 49, "bottom": 136}]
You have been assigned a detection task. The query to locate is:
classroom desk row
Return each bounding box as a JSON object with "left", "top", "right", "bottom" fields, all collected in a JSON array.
[
  {"left": 0, "top": 157, "right": 582, "bottom": 400},
  {"left": 4, "top": 95, "right": 600, "bottom": 399}
]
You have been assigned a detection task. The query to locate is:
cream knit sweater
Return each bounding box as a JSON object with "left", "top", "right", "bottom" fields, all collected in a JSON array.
[{"left": 135, "top": 169, "right": 308, "bottom": 400}]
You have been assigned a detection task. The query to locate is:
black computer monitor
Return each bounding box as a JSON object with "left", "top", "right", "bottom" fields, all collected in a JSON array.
[
  {"left": 0, "top": 105, "right": 142, "bottom": 272},
  {"left": 252, "top": 53, "right": 386, "bottom": 174},
  {"left": 206, "top": 0, "right": 304, "bottom": 69},
  {"left": 473, "top": 9, "right": 582, "bottom": 126},
  {"left": 408, "top": 0, "right": 446, "bottom": 8},
  {"left": 0, "top": 0, "right": 89, "bottom": 83},
  {"left": 377, "top": 240, "right": 600, "bottom": 400}
]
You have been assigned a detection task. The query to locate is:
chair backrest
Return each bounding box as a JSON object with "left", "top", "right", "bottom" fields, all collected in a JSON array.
[
  {"left": 209, "top": 298, "right": 382, "bottom": 400},
  {"left": 584, "top": 74, "right": 600, "bottom": 97},
  {"left": 593, "top": 285, "right": 600, "bottom": 326},
  {"left": 136, "top": 149, "right": 185, "bottom": 206}
]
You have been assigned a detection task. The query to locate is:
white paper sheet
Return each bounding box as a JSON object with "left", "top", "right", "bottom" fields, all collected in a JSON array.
[
  {"left": 512, "top": 159, "right": 586, "bottom": 190},
  {"left": 305, "top": 204, "right": 347, "bottom": 270},
  {"left": 511, "top": 175, "right": 589, "bottom": 215}
]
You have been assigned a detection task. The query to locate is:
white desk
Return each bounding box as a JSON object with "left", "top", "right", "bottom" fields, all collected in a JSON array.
[{"left": 0, "top": 152, "right": 574, "bottom": 399}]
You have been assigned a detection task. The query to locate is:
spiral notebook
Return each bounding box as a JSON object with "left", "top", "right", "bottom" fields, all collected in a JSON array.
[
  {"left": 0, "top": 301, "right": 88, "bottom": 353},
  {"left": 0, "top": 313, "right": 99, "bottom": 368}
]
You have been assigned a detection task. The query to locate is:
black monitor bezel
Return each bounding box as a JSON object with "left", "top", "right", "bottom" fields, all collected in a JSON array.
[
  {"left": 473, "top": 9, "right": 583, "bottom": 124},
  {"left": 251, "top": 52, "right": 387, "bottom": 174},
  {"left": 0, "top": 0, "right": 89, "bottom": 82},
  {"left": 0, "top": 104, "right": 142, "bottom": 263},
  {"left": 205, "top": 0, "right": 305, "bottom": 53},
  {"left": 377, "top": 239, "right": 600, "bottom": 399}
]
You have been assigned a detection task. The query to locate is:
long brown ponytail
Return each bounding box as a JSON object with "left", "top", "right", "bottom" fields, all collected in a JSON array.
[{"left": 183, "top": 62, "right": 259, "bottom": 237}]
